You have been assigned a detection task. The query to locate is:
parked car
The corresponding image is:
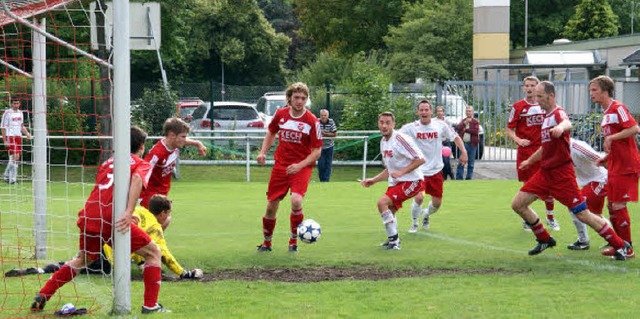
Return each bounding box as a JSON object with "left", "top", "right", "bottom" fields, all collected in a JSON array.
[
  {"left": 255, "top": 91, "right": 311, "bottom": 126},
  {"left": 189, "top": 101, "right": 265, "bottom": 133},
  {"left": 425, "top": 93, "right": 485, "bottom": 159},
  {"left": 177, "top": 97, "right": 204, "bottom": 122}
]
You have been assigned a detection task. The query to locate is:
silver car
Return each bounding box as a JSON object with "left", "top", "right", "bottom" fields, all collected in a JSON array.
[{"left": 189, "top": 101, "right": 265, "bottom": 132}]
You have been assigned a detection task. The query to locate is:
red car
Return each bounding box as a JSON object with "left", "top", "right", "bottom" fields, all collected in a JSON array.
[{"left": 177, "top": 97, "right": 205, "bottom": 122}]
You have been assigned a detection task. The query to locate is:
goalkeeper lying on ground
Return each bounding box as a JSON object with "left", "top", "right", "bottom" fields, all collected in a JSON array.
[{"left": 5, "top": 194, "right": 202, "bottom": 279}]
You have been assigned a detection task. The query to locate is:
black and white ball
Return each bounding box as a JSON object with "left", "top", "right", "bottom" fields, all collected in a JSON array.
[{"left": 297, "top": 219, "right": 322, "bottom": 244}]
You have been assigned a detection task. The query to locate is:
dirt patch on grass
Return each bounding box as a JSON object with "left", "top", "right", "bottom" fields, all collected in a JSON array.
[{"left": 157, "top": 266, "right": 513, "bottom": 283}]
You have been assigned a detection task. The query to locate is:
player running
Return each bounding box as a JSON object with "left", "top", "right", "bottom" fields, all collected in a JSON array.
[
  {"left": 1, "top": 97, "right": 31, "bottom": 184},
  {"left": 256, "top": 82, "right": 322, "bottom": 253},
  {"left": 591, "top": 75, "right": 640, "bottom": 259},
  {"left": 507, "top": 76, "right": 558, "bottom": 231},
  {"left": 360, "top": 112, "right": 425, "bottom": 250},
  {"left": 511, "top": 81, "right": 631, "bottom": 260},
  {"left": 400, "top": 99, "right": 467, "bottom": 232}
]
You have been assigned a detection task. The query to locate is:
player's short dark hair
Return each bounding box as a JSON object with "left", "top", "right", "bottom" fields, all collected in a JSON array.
[
  {"left": 416, "top": 99, "right": 432, "bottom": 110},
  {"left": 148, "top": 194, "right": 172, "bottom": 215},
  {"left": 539, "top": 81, "right": 555, "bottom": 95},
  {"left": 285, "top": 82, "right": 309, "bottom": 104},
  {"left": 10, "top": 97, "right": 20, "bottom": 103},
  {"left": 590, "top": 75, "right": 615, "bottom": 97},
  {"left": 378, "top": 111, "right": 395, "bottom": 122},
  {"left": 163, "top": 117, "right": 190, "bottom": 136},
  {"left": 131, "top": 126, "right": 147, "bottom": 154}
]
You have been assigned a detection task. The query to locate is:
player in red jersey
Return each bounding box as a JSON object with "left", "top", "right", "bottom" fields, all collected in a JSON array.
[
  {"left": 591, "top": 75, "right": 640, "bottom": 258},
  {"left": 511, "top": 81, "right": 631, "bottom": 260},
  {"left": 256, "top": 82, "right": 323, "bottom": 253},
  {"left": 361, "top": 112, "right": 425, "bottom": 250},
  {"left": 31, "top": 126, "right": 170, "bottom": 314},
  {"left": 139, "top": 117, "right": 206, "bottom": 230},
  {"left": 507, "top": 76, "right": 558, "bottom": 231}
]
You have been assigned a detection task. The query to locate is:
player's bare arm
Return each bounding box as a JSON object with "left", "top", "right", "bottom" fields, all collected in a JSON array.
[
  {"left": 361, "top": 168, "right": 389, "bottom": 187},
  {"left": 390, "top": 158, "right": 425, "bottom": 179},
  {"left": 257, "top": 130, "right": 277, "bottom": 164},
  {"left": 116, "top": 174, "right": 144, "bottom": 233},
  {"left": 603, "top": 125, "right": 638, "bottom": 152},
  {"left": 185, "top": 138, "right": 206, "bottom": 155},
  {"left": 519, "top": 147, "right": 542, "bottom": 170},
  {"left": 551, "top": 120, "right": 571, "bottom": 138},
  {"left": 452, "top": 136, "right": 469, "bottom": 165},
  {"left": 506, "top": 127, "right": 529, "bottom": 147},
  {"left": 286, "top": 147, "right": 321, "bottom": 175}
]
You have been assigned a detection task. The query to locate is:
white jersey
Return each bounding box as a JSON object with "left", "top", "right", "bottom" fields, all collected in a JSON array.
[
  {"left": 1, "top": 109, "right": 24, "bottom": 137},
  {"left": 401, "top": 119, "right": 458, "bottom": 176},
  {"left": 380, "top": 130, "right": 424, "bottom": 186},
  {"left": 570, "top": 138, "right": 607, "bottom": 187}
]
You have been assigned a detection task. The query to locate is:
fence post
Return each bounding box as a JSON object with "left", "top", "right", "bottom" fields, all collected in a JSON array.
[
  {"left": 246, "top": 135, "right": 250, "bottom": 182},
  {"left": 362, "top": 136, "right": 368, "bottom": 181},
  {"left": 325, "top": 80, "right": 331, "bottom": 112}
]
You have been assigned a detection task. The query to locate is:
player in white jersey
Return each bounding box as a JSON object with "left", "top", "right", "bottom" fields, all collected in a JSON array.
[
  {"left": 567, "top": 138, "right": 609, "bottom": 250},
  {"left": 360, "top": 112, "right": 425, "bottom": 250},
  {"left": 1, "top": 98, "right": 31, "bottom": 184},
  {"left": 400, "top": 100, "right": 468, "bottom": 232}
]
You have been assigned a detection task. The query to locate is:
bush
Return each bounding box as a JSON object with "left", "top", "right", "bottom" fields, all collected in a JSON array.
[{"left": 132, "top": 83, "right": 179, "bottom": 136}]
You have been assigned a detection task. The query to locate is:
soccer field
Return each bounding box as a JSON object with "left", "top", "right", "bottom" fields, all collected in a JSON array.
[{"left": 2, "top": 166, "right": 640, "bottom": 318}]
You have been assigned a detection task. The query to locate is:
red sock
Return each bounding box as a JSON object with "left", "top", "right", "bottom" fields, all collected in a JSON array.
[
  {"left": 143, "top": 264, "right": 162, "bottom": 308},
  {"left": 611, "top": 207, "right": 632, "bottom": 243},
  {"left": 289, "top": 209, "right": 304, "bottom": 246},
  {"left": 545, "top": 198, "right": 555, "bottom": 220},
  {"left": 262, "top": 217, "right": 276, "bottom": 247},
  {"left": 39, "top": 264, "right": 77, "bottom": 300},
  {"left": 598, "top": 223, "right": 625, "bottom": 250},
  {"left": 531, "top": 221, "right": 551, "bottom": 242}
]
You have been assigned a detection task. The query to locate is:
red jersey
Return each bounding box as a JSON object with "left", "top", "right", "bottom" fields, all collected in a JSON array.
[
  {"left": 508, "top": 99, "right": 544, "bottom": 150},
  {"left": 540, "top": 106, "right": 571, "bottom": 169},
  {"left": 601, "top": 100, "right": 640, "bottom": 176},
  {"left": 78, "top": 155, "right": 151, "bottom": 234},
  {"left": 140, "top": 139, "right": 179, "bottom": 198},
  {"left": 268, "top": 107, "right": 323, "bottom": 166}
]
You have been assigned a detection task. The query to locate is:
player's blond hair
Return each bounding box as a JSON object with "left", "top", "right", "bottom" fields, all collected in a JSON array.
[
  {"left": 163, "top": 117, "right": 190, "bottom": 136},
  {"left": 285, "top": 82, "right": 309, "bottom": 104},
  {"left": 590, "top": 75, "right": 615, "bottom": 97},
  {"left": 378, "top": 111, "right": 395, "bottom": 122},
  {"left": 523, "top": 76, "right": 540, "bottom": 85}
]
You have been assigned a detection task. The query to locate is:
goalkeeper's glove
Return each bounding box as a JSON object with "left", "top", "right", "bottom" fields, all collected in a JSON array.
[{"left": 180, "top": 268, "right": 203, "bottom": 279}]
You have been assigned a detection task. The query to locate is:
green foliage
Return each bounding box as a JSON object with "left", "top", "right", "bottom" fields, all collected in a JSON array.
[
  {"left": 296, "top": 52, "right": 354, "bottom": 87},
  {"left": 293, "top": 0, "right": 405, "bottom": 55},
  {"left": 563, "top": 0, "right": 619, "bottom": 40},
  {"left": 510, "top": 0, "right": 580, "bottom": 48},
  {"left": 385, "top": 0, "right": 473, "bottom": 81},
  {"left": 132, "top": 83, "right": 179, "bottom": 136}
]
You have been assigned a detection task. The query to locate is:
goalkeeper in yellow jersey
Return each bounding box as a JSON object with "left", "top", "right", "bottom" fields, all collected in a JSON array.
[{"left": 6, "top": 194, "right": 202, "bottom": 280}]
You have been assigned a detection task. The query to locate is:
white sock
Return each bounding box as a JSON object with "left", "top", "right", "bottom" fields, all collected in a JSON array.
[
  {"left": 410, "top": 200, "right": 421, "bottom": 225},
  {"left": 427, "top": 201, "right": 439, "bottom": 215},
  {"left": 11, "top": 161, "right": 18, "bottom": 181},
  {"left": 3, "top": 156, "right": 12, "bottom": 178},
  {"left": 570, "top": 213, "right": 589, "bottom": 243},
  {"left": 381, "top": 210, "right": 398, "bottom": 238}
]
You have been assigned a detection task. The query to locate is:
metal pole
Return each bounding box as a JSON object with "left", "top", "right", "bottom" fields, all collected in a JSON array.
[
  {"left": 524, "top": 0, "right": 528, "bottom": 48},
  {"left": 32, "top": 18, "right": 48, "bottom": 260},
  {"left": 362, "top": 136, "right": 368, "bottom": 181},
  {"left": 246, "top": 136, "right": 250, "bottom": 182},
  {"left": 112, "top": 0, "right": 131, "bottom": 314}
]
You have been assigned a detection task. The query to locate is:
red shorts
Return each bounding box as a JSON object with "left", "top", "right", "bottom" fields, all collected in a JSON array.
[
  {"left": 516, "top": 147, "right": 540, "bottom": 182},
  {"left": 385, "top": 180, "right": 424, "bottom": 210},
  {"left": 422, "top": 172, "right": 444, "bottom": 199},
  {"left": 5, "top": 136, "right": 22, "bottom": 156},
  {"left": 581, "top": 181, "right": 607, "bottom": 214},
  {"left": 607, "top": 173, "right": 639, "bottom": 203},
  {"left": 79, "top": 223, "right": 151, "bottom": 260},
  {"left": 266, "top": 163, "right": 312, "bottom": 201},
  {"left": 520, "top": 163, "right": 584, "bottom": 210}
]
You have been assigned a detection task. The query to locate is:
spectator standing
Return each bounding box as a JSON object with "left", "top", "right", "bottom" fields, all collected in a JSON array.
[
  {"left": 256, "top": 82, "right": 322, "bottom": 253},
  {"left": 507, "top": 76, "right": 558, "bottom": 231},
  {"left": 360, "top": 112, "right": 425, "bottom": 250},
  {"left": 591, "top": 75, "right": 640, "bottom": 259},
  {"left": 455, "top": 106, "right": 479, "bottom": 180},
  {"left": 318, "top": 109, "right": 337, "bottom": 182},
  {"left": 1, "top": 98, "right": 31, "bottom": 184}
]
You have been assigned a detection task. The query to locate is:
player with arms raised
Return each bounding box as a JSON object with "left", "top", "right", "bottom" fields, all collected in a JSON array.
[
  {"left": 31, "top": 126, "right": 170, "bottom": 314},
  {"left": 361, "top": 112, "right": 425, "bottom": 250},
  {"left": 507, "top": 76, "right": 558, "bottom": 231},
  {"left": 140, "top": 117, "right": 206, "bottom": 230},
  {"left": 256, "top": 82, "right": 322, "bottom": 252},
  {"left": 591, "top": 75, "right": 640, "bottom": 258},
  {"left": 511, "top": 81, "right": 630, "bottom": 260},
  {"left": 401, "top": 100, "right": 467, "bottom": 232}
]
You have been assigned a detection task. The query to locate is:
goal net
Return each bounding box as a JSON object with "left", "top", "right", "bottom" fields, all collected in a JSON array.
[{"left": 0, "top": 0, "right": 128, "bottom": 316}]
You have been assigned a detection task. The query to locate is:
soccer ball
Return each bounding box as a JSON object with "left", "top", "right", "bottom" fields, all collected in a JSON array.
[
  {"left": 297, "top": 219, "right": 321, "bottom": 244},
  {"left": 60, "top": 303, "right": 76, "bottom": 315}
]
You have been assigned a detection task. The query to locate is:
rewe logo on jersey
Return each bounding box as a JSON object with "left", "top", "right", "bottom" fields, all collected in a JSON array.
[{"left": 416, "top": 132, "right": 438, "bottom": 139}]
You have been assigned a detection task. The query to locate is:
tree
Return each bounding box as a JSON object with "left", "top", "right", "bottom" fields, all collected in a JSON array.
[
  {"left": 563, "top": 0, "right": 619, "bottom": 40},
  {"left": 293, "top": 0, "right": 406, "bottom": 55},
  {"left": 384, "top": 0, "right": 473, "bottom": 82},
  {"left": 510, "top": 0, "right": 579, "bottom": 48}
]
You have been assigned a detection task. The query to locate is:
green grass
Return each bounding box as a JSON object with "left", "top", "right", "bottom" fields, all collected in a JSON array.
[{"left": 2, "top": 166, "right": 640, "bottom": 318}]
